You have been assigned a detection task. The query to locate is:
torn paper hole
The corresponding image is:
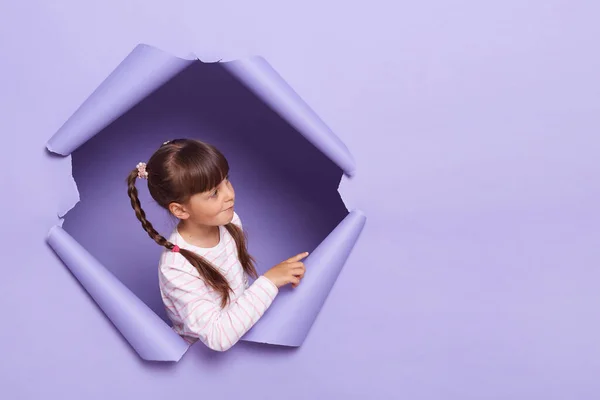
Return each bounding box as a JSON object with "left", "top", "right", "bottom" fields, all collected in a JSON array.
[{"left": 46, "top": 44, "right": 366, "bottom": 362}]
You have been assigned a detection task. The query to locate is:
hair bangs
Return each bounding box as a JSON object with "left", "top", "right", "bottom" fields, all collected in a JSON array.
[{"left": 174, "top": 145, "right": 229, "bottom": 199}]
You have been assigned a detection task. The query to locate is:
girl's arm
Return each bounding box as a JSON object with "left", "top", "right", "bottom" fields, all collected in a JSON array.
[{"left": 160, "top": 264, "right": 278, "bottom": 352}]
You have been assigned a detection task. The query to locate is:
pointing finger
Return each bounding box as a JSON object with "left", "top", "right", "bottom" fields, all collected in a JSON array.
[{"left": 285, "top": 252, "right": 309, "bottom": 263}]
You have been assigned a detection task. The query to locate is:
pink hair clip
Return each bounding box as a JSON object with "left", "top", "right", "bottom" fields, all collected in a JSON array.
[
  {"left": 136, "top": 162, "right": 148, "bottom": 179},
  {"left": 171, "top": 245, "right": 180, "bottom": 253}
]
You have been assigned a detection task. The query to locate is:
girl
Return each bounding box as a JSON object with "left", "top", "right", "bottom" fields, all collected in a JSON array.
[{"left": 126, "top": 138, "right": 308, "bottom": 351}]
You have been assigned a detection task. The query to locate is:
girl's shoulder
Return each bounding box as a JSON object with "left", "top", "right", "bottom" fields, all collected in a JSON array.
[
  {"left": 158, "top": 250, "right": 201, "bottom": 287},
  {"left": 157, "top": 229, "right": 197, "bottom": 274},
  {"left": 231, "top": 211, "right": 242, "bottom": 228},
  {"left": 158, "top": 247, "right": 191, "bottom": 269}
]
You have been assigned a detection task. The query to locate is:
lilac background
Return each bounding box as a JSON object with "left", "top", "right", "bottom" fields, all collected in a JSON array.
[
  {"left": 2, "top": 1, "right": 600, "bottom": 399},
  {"left": 63, "top": 61, "right": 348, "bottom": 323}
]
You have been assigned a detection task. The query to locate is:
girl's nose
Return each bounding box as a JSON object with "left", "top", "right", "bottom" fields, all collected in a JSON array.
[{"left": 224, "top": 185, "right": 235, "bottom": 202}]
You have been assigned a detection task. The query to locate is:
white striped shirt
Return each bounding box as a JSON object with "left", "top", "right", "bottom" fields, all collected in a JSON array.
[{"left": 158, "top": 212, "right": 279, "bottom": 351}]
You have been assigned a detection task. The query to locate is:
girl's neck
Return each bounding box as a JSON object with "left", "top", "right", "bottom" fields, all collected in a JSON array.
[{"left": 177, "top": 220, "right": 221, "bottom": 248}]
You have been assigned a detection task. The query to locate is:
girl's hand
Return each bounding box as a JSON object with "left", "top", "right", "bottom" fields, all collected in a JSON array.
[{"left": 263, "top": 252, "right": 309, "bottom": 288}]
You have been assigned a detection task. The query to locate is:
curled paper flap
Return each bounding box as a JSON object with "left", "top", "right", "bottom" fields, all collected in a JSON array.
[
  {"left": 222, "top": 57, "right": 356, "bottom": 177},
  {"left": 242, "top": 209, "right": 366, "bottom": 346},
  {"left": 46, "top": 225, "right": 190, "bottom": 361},
  {"left": 46, "top": 42, "right": 355, "bottom": 176},
  {"left": 46, "top": 44, "right": 195, "bottom": 156},
  {"left": 47, "top": 43, "right": 365, "bottom": 358}
]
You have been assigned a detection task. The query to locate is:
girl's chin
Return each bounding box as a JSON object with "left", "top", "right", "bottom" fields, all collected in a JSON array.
[{"left": 221, "top": 208, "right": 234, "bottom": 222}]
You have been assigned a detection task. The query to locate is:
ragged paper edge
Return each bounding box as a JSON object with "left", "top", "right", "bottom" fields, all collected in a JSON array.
[
  {"left": 46, "top": 43, "right": 356, "bottom": 177},
  {"left": 219, "top": 56, "right": 356, "bottom": 178},
  {"left": 240, "top": 209, "right": 367, "bottom": 346},
  {"left": 47, "top": 42, "right": 359, "bottom": 229},
  {"left": 46, "top": 44, "right": 194, "bottom": 227},
  {"left": 46, "top": 44, "right": 198, "bottom": 157},
  {"left": 56, "top": 155, "right": 80, "bottom": 220},
  {"left": 46, "top": 43, "right": 363, "bottom": 358}
]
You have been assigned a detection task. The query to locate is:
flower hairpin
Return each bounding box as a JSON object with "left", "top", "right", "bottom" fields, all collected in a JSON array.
[
  {"left": 163, "top": 140, "right": 171, "bottom": 145},
  {"left": 136, "top": 162, "right": 148, "bottom": 179}
]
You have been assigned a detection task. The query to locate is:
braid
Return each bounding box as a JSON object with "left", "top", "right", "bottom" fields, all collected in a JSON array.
[
  {"left": 127, "top": 169, "right": 174, "bottom": 250},
  {"left": 126, "top": 167, "right": 232, "bottom": 308}
]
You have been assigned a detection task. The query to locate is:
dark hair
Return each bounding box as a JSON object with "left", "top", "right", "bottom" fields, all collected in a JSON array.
[{"left": 127, "top": 139, "right": 257, "bottom": 308}]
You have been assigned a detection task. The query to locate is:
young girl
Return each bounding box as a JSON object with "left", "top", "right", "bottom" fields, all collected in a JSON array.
[{"left": 126, "top": 138, "right": 308, "bottom": 351}]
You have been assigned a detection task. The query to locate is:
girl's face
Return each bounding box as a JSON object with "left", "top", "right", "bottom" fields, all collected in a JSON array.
[{"left": 169, "top": 176, "right": 236, "bottom": 227}]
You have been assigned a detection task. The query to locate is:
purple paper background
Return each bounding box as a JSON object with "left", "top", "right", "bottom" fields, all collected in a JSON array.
[
  {"left": 3, "top": 1, "right": 600, "bottom": 399},
  {"left": 63, "top": 61, "right": 348, "bottom": 326}
]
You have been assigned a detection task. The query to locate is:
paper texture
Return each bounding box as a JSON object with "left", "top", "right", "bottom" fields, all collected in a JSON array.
[
  {"left": 46, "top": 43, "right": 365, "bottom": 360},
  {"left": 47, "top": 44, "right": 356, "bottom": 176},
  {"left": 242, "top": 209, "right": 366, "bottom": 346},
  {"left": 47, "top": 225, "right": 190, "bottom": 361},
  {"left": 222, "top": 58, "right": 356, "bottom": 177},
  {"left": 47, "top": 45, "right": 195, "bottom": 156}
]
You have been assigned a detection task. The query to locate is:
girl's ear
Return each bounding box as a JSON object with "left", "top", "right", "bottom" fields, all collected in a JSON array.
[{"left": 168, "top": 202, "right": 189, "bottom": 220}]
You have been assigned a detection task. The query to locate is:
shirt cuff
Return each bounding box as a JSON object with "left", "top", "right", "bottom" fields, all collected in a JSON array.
[{"left": 256, "top": 275, "right": 279, "bottom": 298}]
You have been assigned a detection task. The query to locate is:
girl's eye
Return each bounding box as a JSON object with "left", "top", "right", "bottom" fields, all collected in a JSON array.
[{"left": 211, "top": 189, "right": 219, "bottom": 197}]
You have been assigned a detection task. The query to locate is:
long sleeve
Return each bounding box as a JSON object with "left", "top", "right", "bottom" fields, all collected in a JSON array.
[{"left": 160, "top": 263, "right": 278, "bottom": 351}]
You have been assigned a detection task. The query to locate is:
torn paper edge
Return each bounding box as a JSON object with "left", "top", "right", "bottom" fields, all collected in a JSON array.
[
  {"left": 46, "top": 43, "right": 356, "bottom": 177},
  {"left": 46, "top": 43, "right": 364, "bottom": 360}
]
